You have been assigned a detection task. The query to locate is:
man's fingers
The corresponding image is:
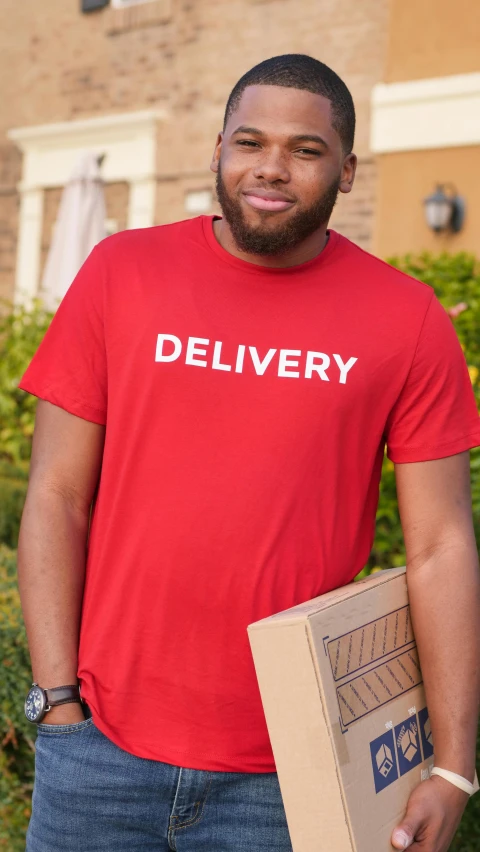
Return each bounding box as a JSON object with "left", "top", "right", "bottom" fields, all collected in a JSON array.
[
  {"left": 391, "top": 827, "right": 414, "bottom": 849},
  {"left": 391, "top": 832, "right": 425, "bottom": 850},
  {"left": 391, "top": 785, "right": 428, "bottom": 849},
  {"left": 392, "top": 807, "right": 425, "bottom": 849}
]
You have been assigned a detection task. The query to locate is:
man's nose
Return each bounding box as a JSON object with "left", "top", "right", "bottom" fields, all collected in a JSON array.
[{"left": 253, "top": 149, "right": 290, "bottom": 183}]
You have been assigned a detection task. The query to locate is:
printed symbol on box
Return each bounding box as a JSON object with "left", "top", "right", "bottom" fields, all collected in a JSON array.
[
  {"left": 394, "top": 716, "right": 422, "bottom": 776},
  {"left": 370, "top": 730, "right": 399, "bottom": 793},
  {"left": 377, "top": 744, "right": 394, "bottom": 777},
  {"left": 418, "top": 707, "right": 434, "bottom": 759}
]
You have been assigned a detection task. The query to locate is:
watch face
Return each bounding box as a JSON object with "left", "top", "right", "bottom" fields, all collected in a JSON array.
[{"left": 25, "top": 685, "right": 46, "bottom": 722}]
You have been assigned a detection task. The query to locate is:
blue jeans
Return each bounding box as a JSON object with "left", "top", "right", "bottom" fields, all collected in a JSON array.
[{"left": 26, "top": 710, "right": 293, "bottom": 851}]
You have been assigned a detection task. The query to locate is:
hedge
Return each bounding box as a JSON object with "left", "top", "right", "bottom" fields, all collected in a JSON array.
[
  {"left": 363, "top": 252, "right": 480, "bottom": 575},
  {"left": 0, "top": 302, "right": 52, "bottom": 557},
  {"left": 1, "top": 255, "right": 479, "bottom": 848},
  {"left": 0, "top": 546, "right": 35, "bottom": 851}
]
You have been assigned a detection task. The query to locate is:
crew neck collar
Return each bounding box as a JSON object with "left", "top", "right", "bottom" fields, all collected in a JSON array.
[{"left": 201, "top": 215, "right": 340, "bottom": 275}]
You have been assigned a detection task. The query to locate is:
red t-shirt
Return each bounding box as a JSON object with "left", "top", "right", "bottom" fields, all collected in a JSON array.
[{"left": 20, "top": 216, "right": 480, "bottom": 772}]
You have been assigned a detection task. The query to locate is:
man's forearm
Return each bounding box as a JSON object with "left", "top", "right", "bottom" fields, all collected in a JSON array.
[
  {"left": 17, "top": 486, "right": 90, "bottom": 687},
  {"left": 407, "top": 541, "right": 480, "bottom": 782}
]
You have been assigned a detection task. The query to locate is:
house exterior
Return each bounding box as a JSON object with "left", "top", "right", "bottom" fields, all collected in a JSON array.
[
  {"left": 1, "top": 0, "right": 479, "bottom": 306},
  {"left": 371, "top": 0, "right": 480, "bottom": 259}
]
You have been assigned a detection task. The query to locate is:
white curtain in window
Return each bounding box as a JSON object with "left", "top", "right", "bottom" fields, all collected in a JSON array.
[{"left": 41, "top": 152, "right": 107, "bottom": 310}]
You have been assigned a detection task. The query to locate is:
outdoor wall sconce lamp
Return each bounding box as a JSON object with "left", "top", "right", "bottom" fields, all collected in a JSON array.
[{"left": 423, "top": 184, "right": 465, "bottom": 233}]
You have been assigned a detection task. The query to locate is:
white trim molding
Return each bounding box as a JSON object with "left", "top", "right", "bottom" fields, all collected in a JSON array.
[
  {"left": 112, "top": 0, "right": 157, "bottom": 7},
  {"left": 371, "top": 72, "right": 480, "bottom": 154},
  {"left": 15, "top": 189, "right": 44, "bottom": 304},
  {"left": 8, "top": 109, "right": 167, "bottom": 303}
]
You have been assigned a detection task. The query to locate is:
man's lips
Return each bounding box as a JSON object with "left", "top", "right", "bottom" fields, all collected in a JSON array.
[{"left": 243, "top": 190, "right": 296, "bottom": 212}]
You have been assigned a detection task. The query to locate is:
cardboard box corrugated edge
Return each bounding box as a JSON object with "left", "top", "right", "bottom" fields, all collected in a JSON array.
[
  {"left": 305, "top": 617, "right": 358, "bottom": 852},
  {"left": 251, "top": 567, "right": 407, "bottom": 629},
  {"left": 247, "top": 617, "right": 353, "bottom": 852}
]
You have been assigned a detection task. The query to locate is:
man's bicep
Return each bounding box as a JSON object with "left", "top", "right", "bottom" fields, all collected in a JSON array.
[
  {"left": 29, "top": 400, "right": 105, "bottom": 514},
  {"left": 394, "top": 453, "right": 476, "bottom": 567}
]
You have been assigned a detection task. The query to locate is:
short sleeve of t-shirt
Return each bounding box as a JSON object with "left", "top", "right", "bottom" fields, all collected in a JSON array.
[
  {"left": 386, "top": 292, "right": 480, "bottom": 463},
  {"left": 19, "top": 245, "right": 107, "bottom": 425}
]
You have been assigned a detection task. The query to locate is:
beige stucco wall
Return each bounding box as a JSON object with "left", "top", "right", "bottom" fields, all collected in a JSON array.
[
  {"left": 372, "top": 0, "right": 480, "bottom": 259},
  {"left": 385, "top": 0, "right": 480, "bottom": 82},
  {"left": 374, "top": 146, "right": 480, "bottom": 259}
]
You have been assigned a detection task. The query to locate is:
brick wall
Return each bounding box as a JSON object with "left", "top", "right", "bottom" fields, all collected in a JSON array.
[
  {"left": 0, "top": 192, "right": 20, "bottom": 305},
  {"left": 0, "top": 143, "right": 21, "bottom": 302},
  {"left": 330, "top": 158, "right": 377, "bottom": 251},
  {"left": 0, "top": 0, "right": 390, "bottom": 299},
  {"left": 104, "top": 181, "right": 130, "bottom": 234}
]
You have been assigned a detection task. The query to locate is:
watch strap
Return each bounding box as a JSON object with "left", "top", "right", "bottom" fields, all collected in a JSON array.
[{"left": 44, "top": 685, "right": 82, "bottom": 707}]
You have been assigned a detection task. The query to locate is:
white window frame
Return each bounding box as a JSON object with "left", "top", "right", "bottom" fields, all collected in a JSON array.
[
  {"left": 8, "top": 109, "right": 166, "bottom": 305},
  {"left": 111, "top": 0, "right": 156, "bottom": 8}
]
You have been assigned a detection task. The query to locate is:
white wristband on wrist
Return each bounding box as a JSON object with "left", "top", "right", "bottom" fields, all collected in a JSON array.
[{"left": 430, "top": 767, "right": 479, "bottom": 797}]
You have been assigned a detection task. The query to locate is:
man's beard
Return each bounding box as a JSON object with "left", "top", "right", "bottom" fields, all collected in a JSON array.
[{"left": 215, "top": 165, "right": 340, "bottom": 256}]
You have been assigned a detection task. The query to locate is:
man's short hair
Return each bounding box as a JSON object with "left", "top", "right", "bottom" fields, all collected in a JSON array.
[{"left": 223, "top": 54, "right": 355, "bottom": 154}]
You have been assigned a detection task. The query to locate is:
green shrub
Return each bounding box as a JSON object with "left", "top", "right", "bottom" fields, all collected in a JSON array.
[
  {"left": 0, "top": 300, "right": 53, "bottom": 467},
  {"left": 0, "top": 302, "right": 52, "bottom": 556},
  {"left": 365, "top": 252, "right": 480, "bottom": 574},
  {"left": 0, "top": 303, "right": 53, "bottom": 847},
  {"left": 0, "top": 546, "right": 34, "bottom": 850},
  {"left": 0, "top": 461, "right": 29, "bottom": 551}
]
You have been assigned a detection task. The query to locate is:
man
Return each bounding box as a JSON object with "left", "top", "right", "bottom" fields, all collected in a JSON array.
[{"left": 18, "top": 54, "right": 480, "bottom": 851}]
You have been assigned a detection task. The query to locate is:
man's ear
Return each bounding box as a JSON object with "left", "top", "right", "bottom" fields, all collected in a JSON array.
[
  {"left": 339, "top": 152, "right": 357, "bottom": 195},
  {"left": 210, "top": 132, "right": 223, "bottom": 174}
]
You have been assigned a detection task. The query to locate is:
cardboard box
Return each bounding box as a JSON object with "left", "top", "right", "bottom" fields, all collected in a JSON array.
[{"left": 247, "top": 567, "right": 445, "bottom": 851}]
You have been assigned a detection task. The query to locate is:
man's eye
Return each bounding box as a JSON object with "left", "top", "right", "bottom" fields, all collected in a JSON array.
[
  {"left": 297, "top": 148, "right": 321, "bottom": 156},
  {"left": 236, "top": 140, "right": 259, "bottom": 147}
]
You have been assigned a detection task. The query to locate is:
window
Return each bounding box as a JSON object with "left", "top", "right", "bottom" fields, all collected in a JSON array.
[
  {"left": 185, "top": 190, "right": 213, "bottom": 214},
  {"left": 8, "top": 110, "right": 162, "bottom": 305},
  {"left": 107, "top": 0, "right": 172, "bottom": 32},
  {"left": 111, "top": 0, "right": 156, "bottom": 8}
]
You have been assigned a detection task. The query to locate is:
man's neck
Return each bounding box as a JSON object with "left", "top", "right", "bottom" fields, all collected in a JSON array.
[{"left": 212, "top": 218, "right": 329, "bottom": 269}]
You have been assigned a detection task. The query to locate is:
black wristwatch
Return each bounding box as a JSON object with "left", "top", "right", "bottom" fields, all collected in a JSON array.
[{"left": 24, "top": 682, "right": 83, "bottom": 723}]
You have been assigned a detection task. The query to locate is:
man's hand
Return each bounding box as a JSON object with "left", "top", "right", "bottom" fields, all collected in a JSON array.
[{"left": 391, "top": 776, "right": 469, "bottom": 850}]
